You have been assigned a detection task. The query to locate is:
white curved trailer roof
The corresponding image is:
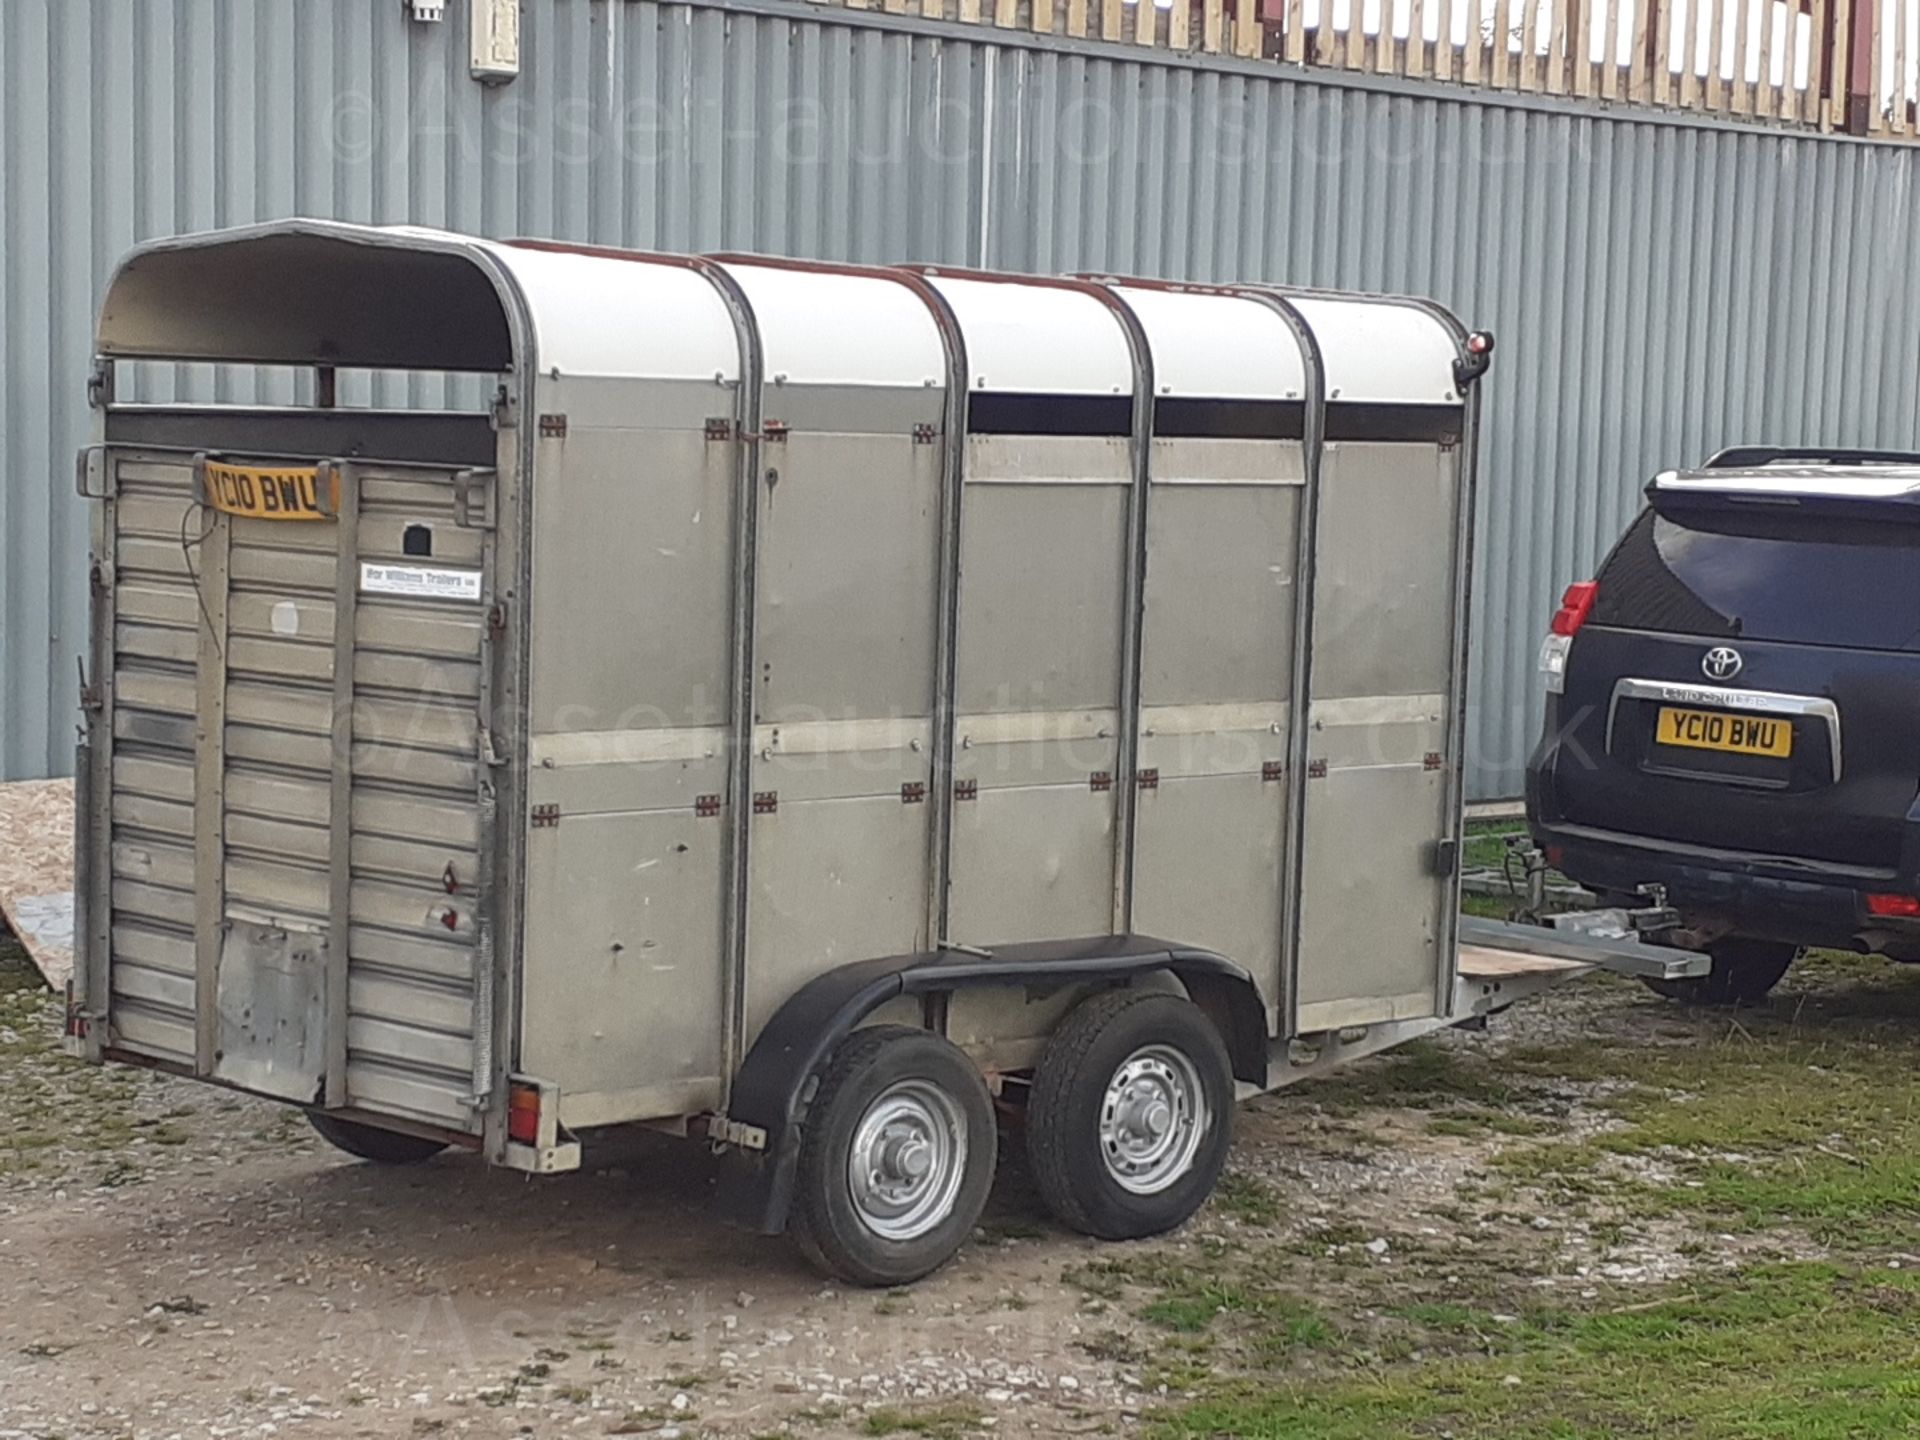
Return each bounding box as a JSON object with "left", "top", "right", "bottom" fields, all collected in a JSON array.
[
  {"left": 1106, "top": 285, "right": 1308, "bottom": 401},
  {"left": 94, "top": 220, "right": 1469, "bottom": 414}
]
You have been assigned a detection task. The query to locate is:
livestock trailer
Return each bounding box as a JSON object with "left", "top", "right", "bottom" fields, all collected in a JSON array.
[{"left": 69, "top": 221, "right": 1692, "bottom": 1285}]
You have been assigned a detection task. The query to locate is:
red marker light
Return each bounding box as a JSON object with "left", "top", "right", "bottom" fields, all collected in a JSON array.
[
  {"left": 508, "top": 1084, "right": 541, "bottom": 1145},
  {"left": 1866, "top": 893, "right": 1920, "bottom": 918}
]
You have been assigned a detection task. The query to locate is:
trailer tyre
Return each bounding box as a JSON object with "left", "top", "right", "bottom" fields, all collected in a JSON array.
[
  {"left": 307, "top": 1112, "right": 448, "bottom": 1165},
  {"left": 1027, "top": 990, "right": 1233, "bottom": 1241},
  {"left": 791, "top": 1025, "right": 996, "bottom": 1288}
]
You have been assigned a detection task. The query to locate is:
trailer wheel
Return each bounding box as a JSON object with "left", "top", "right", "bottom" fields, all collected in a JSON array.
[
  {"left": 307, "top": 1112, "right": 448, "bottom": 1165},
  {"left": 1027, "top": 990, "right": 1233, "bottom": 1241},
  {"left": 791, "top": 1025, "right": 996, "bottom": 1288}
]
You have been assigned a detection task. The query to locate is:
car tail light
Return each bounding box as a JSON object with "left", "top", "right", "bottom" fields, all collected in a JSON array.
[
  {"left": 1550, "top": 580, "right": 1600, "bottom": 637},
  {"left": 508, "top": 1082, "right": 542, "bottom": 1145},
  {"left": 1539, "top": 581, "right": 1598, "bottom": 696},
  {"left": 1865, "top": 893, "right": 1920, "bottom": 918}
]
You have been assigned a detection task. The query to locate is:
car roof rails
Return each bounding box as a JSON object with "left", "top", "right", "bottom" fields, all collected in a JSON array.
[{"left": 1705, "top": 445, "right": 1920, "bottom": 470}]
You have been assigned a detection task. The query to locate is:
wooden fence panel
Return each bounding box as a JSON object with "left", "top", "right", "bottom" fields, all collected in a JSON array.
[{"left": 796, "top": 0, "right": 1909, "bottom": 142}]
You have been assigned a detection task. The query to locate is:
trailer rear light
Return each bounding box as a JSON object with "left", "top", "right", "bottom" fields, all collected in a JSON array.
[
  {"left": 1865, "top": 893, "right": 1920, "bottom": 918},
  {"left": 1550, "top": 580, "right": 1600, "bottom": 637},
  {"left": 508, "top": 1083, "right": 542, "bottom": 1145}
]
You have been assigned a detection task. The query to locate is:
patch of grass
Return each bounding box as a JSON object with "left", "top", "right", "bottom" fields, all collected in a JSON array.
[
  {"left": 1304, "top": 1040, "right": 1523, "bottom": 1115},
  {"left": 861, "top": 1401, "right": 986, "bottom": 1438},
  {"left": 1212, "top": 1171, "right": 1283, "bottom": 1227},
  {"left": 1158, "top": 1264, "right": 1920, "bottom": 1439}
]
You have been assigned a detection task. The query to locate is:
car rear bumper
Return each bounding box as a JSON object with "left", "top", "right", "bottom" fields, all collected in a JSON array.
[{"left": 1528, "top": 818, "right": 1920, "bottom": 957}]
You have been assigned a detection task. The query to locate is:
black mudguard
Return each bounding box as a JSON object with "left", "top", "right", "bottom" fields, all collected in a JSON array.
[{"left": 716, "top": 934, "right": 1268, "bottom": 1235}]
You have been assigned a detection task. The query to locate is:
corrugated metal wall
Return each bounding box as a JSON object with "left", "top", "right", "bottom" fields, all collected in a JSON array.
[{"left": 4, "top": 0, "right": 1918, "bottom": 794}]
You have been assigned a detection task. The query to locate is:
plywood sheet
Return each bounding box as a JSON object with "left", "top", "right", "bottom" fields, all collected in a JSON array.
[
  {"left": 1456, "top": 945, "right": 1587, "bottom": 982},
  {"left": 0, "top": 779, "right": 75, "bottom": 991}
]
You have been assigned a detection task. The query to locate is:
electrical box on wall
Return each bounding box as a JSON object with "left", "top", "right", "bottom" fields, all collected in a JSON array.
[{"left": 471, "top": 0, "right": 521, "bottom": 83}]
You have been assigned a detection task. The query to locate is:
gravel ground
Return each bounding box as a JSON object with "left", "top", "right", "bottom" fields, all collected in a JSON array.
[{"left": 0, "top": 940, "right": 1765, "bottom": 1440}]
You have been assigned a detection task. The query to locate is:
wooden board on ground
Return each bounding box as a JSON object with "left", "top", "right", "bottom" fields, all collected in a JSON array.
[
  {"left": 1456, "top": 945, "right": 1588, "bottom": 982},
  {"left": 0, "top": 778, "right": 75, "bottom": 992}
]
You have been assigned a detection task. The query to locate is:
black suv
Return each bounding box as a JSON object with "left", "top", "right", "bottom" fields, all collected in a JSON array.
[{"left": 1527, "top": 447, "right": 1920, "bottom": 1005}]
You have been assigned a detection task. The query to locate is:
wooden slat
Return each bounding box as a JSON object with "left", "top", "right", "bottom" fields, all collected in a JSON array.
[
  {"left": 1434, "top": 0, "right": 1457, "bottom": 77},
  {"left": 1030, "top": 0, "right": 1055, "bottom": 35},
  {"left": 1101, "top": 0, "right": 1124, "bottom": 41},
  {"left": 1135, "top": 0, "right": 1159, "bottom": 44},
  {"left": 1600, "top": 0, "right": 1622, "bottom": 96},
  {"left": 882, "top": 0, "right": 908, "bottom": 14},
  {"left": 1629, "top": 0, "right": 1653, "bottom": 97},
  {"left": 1705, "top": 0, "right": 1727, "bottom": 108},
  {"left": 1799, "top": 0, "right": 1825, "bottom": 121},
  {"left": 1494, "top": 0, "right": 1517, "bottom": 84},
  {"left": 1889, "top": 0, "right": 1904, "bottom": 135},
  {"left": 1572, "top": 0, "right": 1595, "bottom": 93},
  {"left": 1285, "top": 0, "right": 1309, "bottom": 58},
  {"left": 1376, "top": 0, "right": 1399, "bottom": 69},
  {"left": 1730, "top": 0, "right": 1753, "bottom": 112},
  {"left": 1827, "top": 0, "right": 1843, "bottom": 128},
  {"left": 1346, "top": 0, "right": 1367, "bottom": 67},
  {"left": 1464, "top": 0, "right": 1487, "bottom": 80},
  {"left": 1206, "top": 0, "right": 1229, "bottom": 50},
  {"left": 1171, "top": 0, "right": 1192, "bottom": 46},
  {"left": 1546, "top": 0, "right": 1572, "bottom": 90},
  {"left": 1758, "top": 0, "right": 1782, "bottom": 118},
  {"left": 1652, "top": 0, "right": 1676, "bottom": 103},
  {"left": 1868, "top": 0, "right": 1887, "bottom": 133},
  {"left": 921, "top": 0, "right": 947, "bottom": 21},
  {"left": 1061, "top": 0, "right": 1086, "bottom": 34},
  {"left": 1235, "top": 0, "right": 1261, "bottom": 55},
  {"left": 994, "top": 0, "right": 1019, "bottom": 28},
  {"left": 1408, "top": 0, "right": 1432, "bottom": 73},
  {"left": 960, "top": 0, "right": 983, "bottom": 24},
  {"left": 1518, "top": 0, "right": 1543, "bottom": 89}
]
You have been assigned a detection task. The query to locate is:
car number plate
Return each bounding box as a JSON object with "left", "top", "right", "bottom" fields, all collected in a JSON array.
[
  {"left": 199, "top": 459, "right": 336, "bottom": 521},
  {"left": 1655, "top": 706, "right": 1793, "bottom": 759}
]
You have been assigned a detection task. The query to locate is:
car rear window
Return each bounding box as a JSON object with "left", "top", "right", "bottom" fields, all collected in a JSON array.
[{"left": 1591, "top": 504, "right": 1920, "bottom": 651}]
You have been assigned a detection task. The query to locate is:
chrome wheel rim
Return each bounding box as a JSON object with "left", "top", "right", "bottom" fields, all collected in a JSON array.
[
  {"left": 847, "top": 1079, "right": 968, "bottom": 1242},
  {"left": 1098, "top": 1044, "right": 1207, "bottom": 1195}
]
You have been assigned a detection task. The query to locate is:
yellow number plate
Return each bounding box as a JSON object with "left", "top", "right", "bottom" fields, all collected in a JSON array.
[
  {"left": 200, "top": 460, "right": 336, "bottom": 521},
  {"left": 1656, "top": 706, "right": 1793, "bottom": 759}
]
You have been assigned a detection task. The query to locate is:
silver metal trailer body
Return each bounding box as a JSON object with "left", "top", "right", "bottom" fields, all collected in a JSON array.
[{"left": 72, "top": 221, "right": 1685, "bottom": 1283}]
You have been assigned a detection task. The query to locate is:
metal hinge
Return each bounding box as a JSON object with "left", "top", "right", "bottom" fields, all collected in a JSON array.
[
  {"left": 1424, "top": 751, "right": 1445, "bottom": 772},
  {"left": 711, "top": 1115, "right": 768, "bottom": 1151},
  {"left": 86, "top": 359, "right": 113, "bottom": 410},
  {"left": 1136, "top": 768, "right": 1159, "bottom": 791},
  {"left": 537, "top": 413, "right": 568, "bottom": 439},
  {"left": 490, "top": 385, "right": 518, "bottom": 430},
  {"left": 705, "top": 417, "right": 734, "bottom": 441},
  {"left": 901, "top": 781, "right": 926, "bottom": 804},
  {"left": 1262, "top": 760, "right": 1284, "bottom": 782},
  {"left": 762, "top": 419, "right": 790, "bottom": 443},
  {"left": 913, "top": 422, "right": 938, "bottom": 445},
  {"left": 695, "top": 794, "right": 722, "bottom": 818},
  {"left": 531, "top": 803, "right": 561, "bottom": 828},
  {"left": 954, "top": 779, "right": 978, "bottom": 802},
  {"left": 1090, "top": 771, "right": 1113, "bottom": 792},
  {"left": 1307, "top": 759, "right": 1328, "bottom": 779},
  {"left": 753, "top": 791, "right": 779, "bottom": 815}
]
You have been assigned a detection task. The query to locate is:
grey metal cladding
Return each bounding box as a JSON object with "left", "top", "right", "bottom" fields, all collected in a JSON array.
[{"left": 11, "top": 0, "right": 1920, "bottom": 802}]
